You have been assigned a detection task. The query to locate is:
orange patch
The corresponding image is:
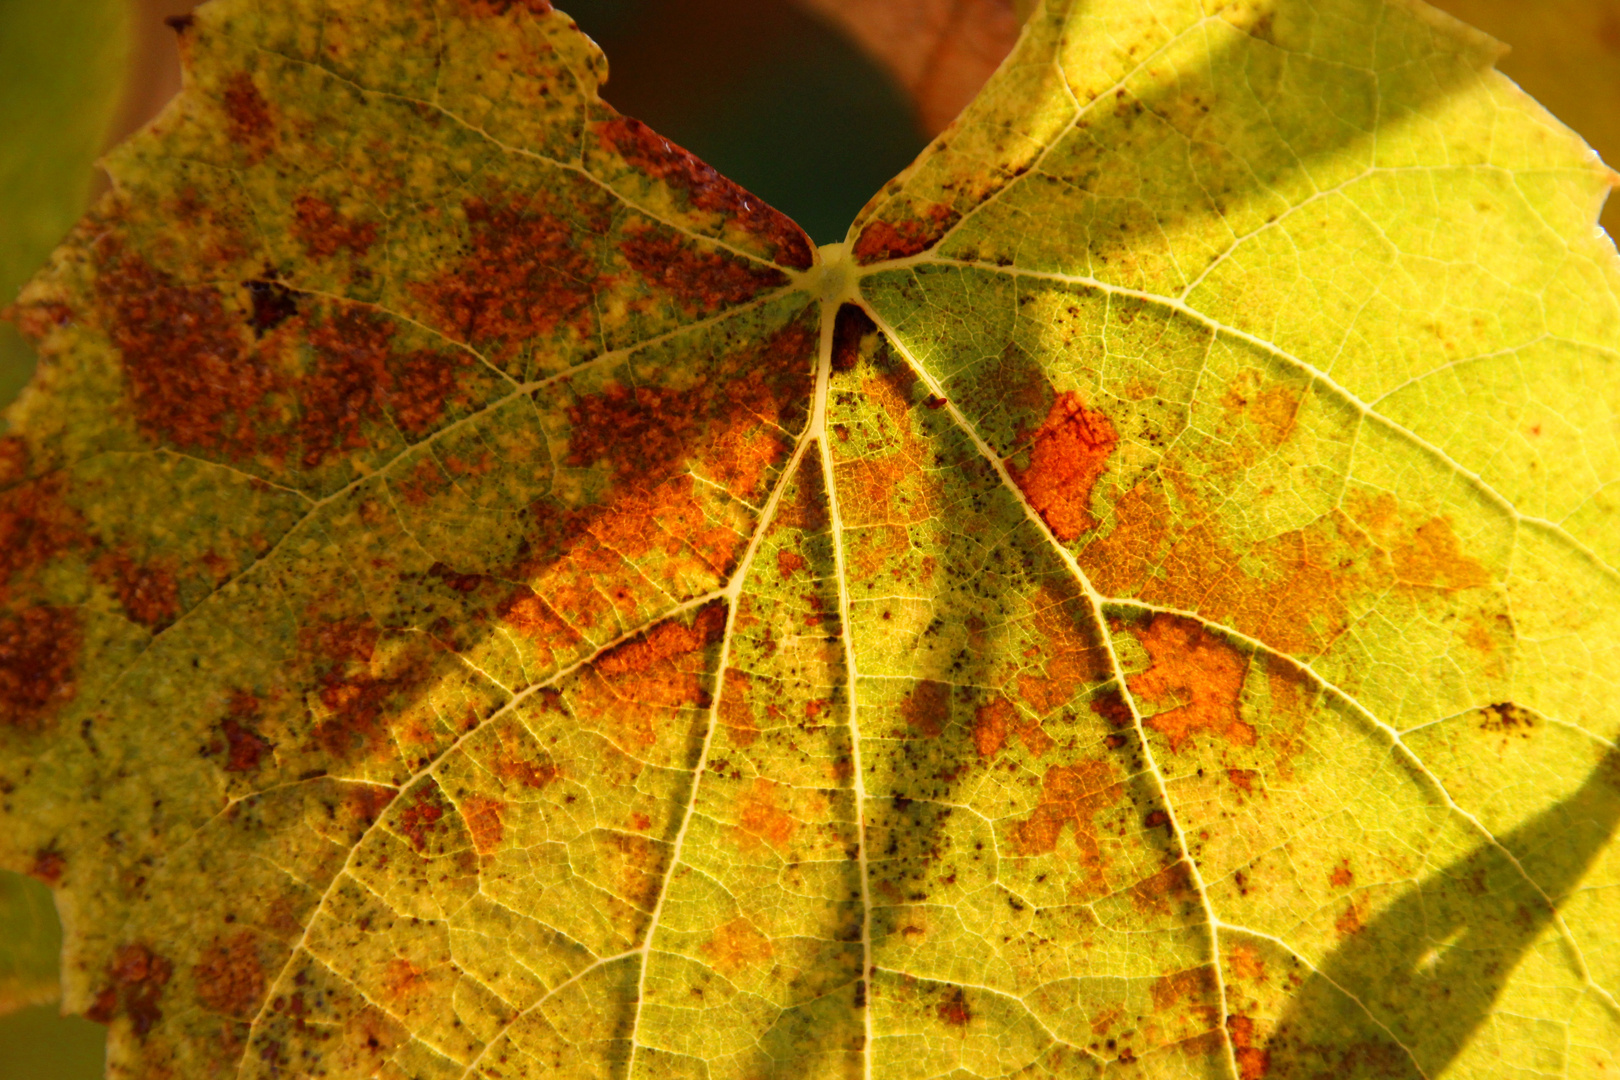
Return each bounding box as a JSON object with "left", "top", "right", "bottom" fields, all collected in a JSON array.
[
  {"left": 222, "top": 72, "right": 273, "bottom": 158},
  {"left": 1329, "top": 860, "right": 1353, "bottom": 888},
  {"left": 1011, "top": 761, "right": 1121, "bottom": 888},
  {"left": 582, "top": 604, "right": 728, "bottom": 747},
  {"left": 735, "top": 779, "right": 799, "bottom": 851},
  {"left": 382, "top": 958, "right": 429, "bottom": 1003},
  {"left": 1128, "top": 860, "right": 1197, "bottom": 916},
  {"left": 1149, "top": 965, "right": 1218, "bottom": 1011},
  {"left": 1016, "top": 584, "right": 1111, "bottom": 715},
  {"left": 1227, "top": 769, "right": 1258, "bottom": 794},
  {"left": 220, "top": 691, "right": 273, "bottom": 773},
  {"left": 193, "top": 932, "right": 266, "bottom": 1017},
  {"left": 900, "top": 680, "right": 950, "bottom": 738},
  {"left": 1128, "top": 615, "right": 1254, "bottom": 753},
  {"left": 396, "top": 785, "right": 449, "bottom": 853},
  {"left": 1335, "top": 900, "right": 1365, "bottom": 936},
  {"left": 28, "top": 847, "right": 65, "bottom": 885},
  {"left": 1226, "top": 1015, "right": 1272, "bottom": 1080},
  {"left": 718, "top": 669, "right": 759, "bottom": 747},
  {"left": 1225, "top": 943, "right": 1266, "bottom": 983},
  {"left": 852, "top": 202, "right": 958, "bottom": 263},
  {"left": 776, "top": 549, "right": 808, "bottom": 579},
  {"left": 973, "top": 696, "right": 1054, "bottom": 758},
  {"left": 701, "top": 917, "right": 775, "bottom": 976},
  {"left": 1008, "top": 391, "right": 1119, "bottom": 542},
  {"left": 460, "top": 795, "right": 506, "bottom": 854}
]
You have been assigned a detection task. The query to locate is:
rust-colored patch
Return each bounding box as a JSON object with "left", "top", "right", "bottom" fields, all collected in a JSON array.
[
  {"left": 1128, "top": 859, "right": 1197, "bottom": 916},
  {"left": 29, "top": 847, "right": 66, "bottom": 884},
  {"left": 701, "top": 916, "right": 775, "bottom": 976},
  {"left": 1335, "top": 900, "right": 1365, "bottom": 936},
  {"left": 832, "top": 303, "right": 878, "bottom": 372},
  {"left": 1329, "top": 860, "right": 1354, "bottom": 888},
  {"left": 1226, "top": 944, "right": 1265, "bottom": 982},
  {"left": 222, "top": 72, "right": 273, "bottom": 159},
  {"left": 193, "top": 932, "right": 265, "bottom": 1017},
  {"left": 1011, "top": 760, "right": 1121, "bottom": 888},
  {"left": 396, "top": 784, "right": 448, "bottom": 853},
  {"left": 852, "top": 202, "right": 957, "bottom": 264},
  {"left": 1016, "top": 584, "right": 1110, "bottom": 715},
  {"left": 596, "top": 117, "right": 812, "bottom": 269},
  {"left": 460, "top": 795, "right": 506, "bottom": 854},
  {"left": 900, "top": 679, "right": 950, "bottom": 738},
  {"left": 1221, "top": 369, "right": 1302, "bottom": 450},
  {"left": 94, "top": 550, "right": 180, "bottom": 629},
  {"left": 87, "top": 944, "right": 173, "bottom": 1037},
  {"left": 735, "top": 778, "right": 799, "bottom": 851},
  {"left": 1390, "top": 516, "right": 1491, "bottom": 591},
  {"left": 1150, "top": 965, "right": 1218, "bottom": 1011},
  {"left": 973, "top": 695, "right": 1052, "bottom": 758},
  {"left": 776, "top": 550, "right": 808, "bottom": 579},
  {"left": 620, "top": 226, "right": 790, "bottom": 314},
  {"left": 1128, "top": 615, "right": 1254, "bottom": 753},
  {"left": 1008, "top": 391, "right": 1119, "bottom": 542},
  {"left": 936, "top": 987, "right": 972, "bottom": 1027},
  {"left": 570, "top": 604, "right": 728, "bottom": 749},
  {"left": 412, "top": 190, "right": 604, "bottom": 359},
  {"left": 718, "top": 668, "right": 759, "bottom": 747},
  {"left": 1227, "top": 1015, "right": 1272, "bottom": 1080},
  {"left": 1227, "top": 768, "right": 1258, "bottom": 794},
  {"left": 383, "top": 958, "right": 429, "bottom": 1003},
  {"left": 221, "top": 690, "right": 273, "bottom": 773},
  {"left": 309, "top": 632, "right": 435, "bottom": 764},
  {"left": 0, "top": 606, "right": 83, "bottom": 730},
  {"left": 291, "top": 194, "right": 380, "bottom": 260},
  {"left": 299, "top": 308, "right": 395, "bottom": 467}
]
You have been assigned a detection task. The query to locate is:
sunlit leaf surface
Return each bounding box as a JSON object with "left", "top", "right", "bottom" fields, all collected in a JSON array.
[{"left": 3, "top": 1, "right": 1619, "bottom": 1077}]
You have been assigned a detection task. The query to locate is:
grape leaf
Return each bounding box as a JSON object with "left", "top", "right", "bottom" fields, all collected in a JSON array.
[{"left": 3, "top": 0, "right": 1620, "bottom": 1078}]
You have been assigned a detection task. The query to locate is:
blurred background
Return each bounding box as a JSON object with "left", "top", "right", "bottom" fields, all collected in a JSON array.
[{"left": 0, "top": 0, "right": 1617, "bottom": 1075}]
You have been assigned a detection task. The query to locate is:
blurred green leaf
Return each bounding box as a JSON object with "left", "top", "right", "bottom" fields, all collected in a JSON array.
[{"left": 0, "top": 0, "right": 132, "bottom": 413}]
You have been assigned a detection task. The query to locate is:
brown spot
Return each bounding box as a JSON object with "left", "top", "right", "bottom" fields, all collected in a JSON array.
[
  {"left": 459, "top": 0, "right": 552, "bottom": 13},
  {"left": 1220, "top": 369, "right": 1302, "bottom": 450},
  {"left": 1329, "top": 861, "right": 1353, "bottom": 888},
  {"left": 1008, "top": 391, "right": 1119, "bottom": 542},
  {"left": 831, "top": 303, "right": 878, "bottom": 372},
  {"left": 900, "top": 679, "right": 950, "bottom": 738},
  {"left": 29, "top": 847, "right": 66, "bottom": 885},
  {"left": 164, "top": 13, "right": 194, "bottom": 32},
  {"left": 222, "top": 73, "right": 273, "bottom": 158},
  {"left": 852, "top": 202, "right": 958, "bottom": 263},
  {"left": 460, "top": 795, "right": 505, "bottom": 854},
  {"left": 1479, "top": 701, "right": 1535, "bottom": 736},
  {"left": 1090, "top": 688, "right": 1134, "bottom": 729},
  {"left": 221, "top": 691, "right": 273, "bottom": 773},
  {"left": 1227, "top": 1015, "right": 1271, "bottom": 1080},
  {"left": 1227, "top": 768, "right": 1258, "bottom": 794},
  {"left": 620, "top": 226, "right": 790, "bottom": 314},
  {"left": 1390, "top": 516, "right": 1491, "bottom": 591},
  {"left": 291, "top": 194, "right": 379, "bottom": 260},
  {"left": 735, "top": 778, "right": 799, "bottom": 851},
  {"left": 1128, "top": 859, "right": 1197, "bottom": 916},
  {"left": 396, "top": 784, "right": 449, "bottom": 853},
  {"left": 193, "top": 932, "right": 265, "bottom": 1018},
  {"left": 308, "top": 630, "right": 435, "bottom": 764},
  {"left": 1128, "top": 615, "right": 1254, "bottom": 753},
  {"left": 0, "top": 606, "right": 83, "bottom": 730},
  {"left": 596, "top": 117, "right": 812, "bottom": 269},
  {"left": 88, "top": 944, "right": 173, "bottom": 1037},
  {"left": 973, "top": 695, "right": 1053, "bottom": 758},
  {"left": 776, "top": 550, "right": 808, "bottom": 579},
  {"left": 1335, "top": 900, "right": 1365, "bottom": 936},
  {"left": 94, "top": 550, "right": 180, "bottom": 629},
  {"left": 382, "top": 958, "right": 429, "bottom": 1002},
  {"left": 1225, "top": 944, "right": 1265, "bottom": 982},
  {"left": 1011, "top": 760, "right": 1122, "bottom": 888},
  {"left": 413, "top": 190, "right": 603, "bottom": 360},
  {"left": 1016, "top": 584, "right": 1110, "bottom": 715},
  {"left": 718, "top": 669, "right": 759, "bottom": 747},
  {"left": 1150, "top": 965, "right": 1217, "bottom": 1011},
  {"left": 701, "top": 917, "right": 775, "bottom": 976},
  {"left": 936, "top": 987, "right": 971, "bottom": 1027}
]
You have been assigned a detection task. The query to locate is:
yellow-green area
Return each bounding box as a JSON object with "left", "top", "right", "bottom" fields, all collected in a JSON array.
[{"left": 0, "top": 0, "right": 1617, "bottom": 1079}]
